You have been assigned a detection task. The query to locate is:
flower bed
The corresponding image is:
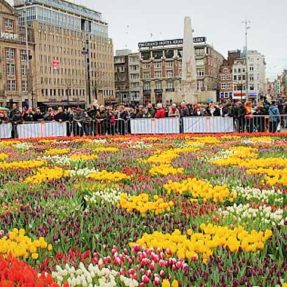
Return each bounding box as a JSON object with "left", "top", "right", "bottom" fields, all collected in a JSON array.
[{"left": 0, "top": 134, "right": 286, "bottom": 286}]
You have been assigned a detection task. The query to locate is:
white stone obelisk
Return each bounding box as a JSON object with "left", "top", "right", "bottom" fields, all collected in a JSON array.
[{"left": 181, "top": 16, "right": 197, "bottom": 104}]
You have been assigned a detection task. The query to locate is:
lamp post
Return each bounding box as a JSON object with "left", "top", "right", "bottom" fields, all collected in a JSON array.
[
  {"left": 82, "top": 38, "right": 92, "bottom": 108},
  {"left": 242, "top": 19, "right": 251, "bottom": 102},
  {"left": 24, "top": 0, "right": 32, "bottom": 108}
]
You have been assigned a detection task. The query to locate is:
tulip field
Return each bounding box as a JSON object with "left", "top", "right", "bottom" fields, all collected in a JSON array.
[{"left": 0, "top": 134, "right": 286, "bottom": 287}]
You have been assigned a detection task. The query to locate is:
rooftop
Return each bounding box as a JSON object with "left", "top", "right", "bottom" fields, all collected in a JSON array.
[{"left": 14, "top": 0, "right": 104, "bottom": 23}]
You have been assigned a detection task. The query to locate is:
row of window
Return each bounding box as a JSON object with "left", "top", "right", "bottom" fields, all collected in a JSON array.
[
  {"left": 143, "top": 71, "right": 177, "bottom": 79},
  {"left": 40, "top": 55, "right": 83, "bottom": 66},
  {"left": 5, "top": 63, "right": 27, "bottom": 77},
  {"left": 41, "top": 88, "right": 114, "bottom": 98},
  {"left": 130, "top": 74, "right": 140, "bottom": 80},
  {"left": 130, "top": 65, "right": 139, "bottom": 71},
  {"left": 197, "top": 70, "right": 205, "bottom": 77},
  {"left": 38, "top": 40, "right": 111, "bottom": 56},
  {"left": 142, "top": 69, "right": 206, "bottom": 79},
  {"left": 40, "top": 77, "right": 85, "bottom": 86},
  {"left": 220, "top": 74, "right": 232, "bottom": 81},
  {"left": 233, "top": 75, "right": 246, "bottom": 81},
  {"left": 142, "top": 62, "right": 182, "bottom": 69},
  {"left": 41, "top": 89, "right": 85, "bottom": 98},
  {"left": 233, "top": 75, "right": 260, "bottom": 81},
  {"left": 221, "top": 83, "right": 233, "bottom": 89},
  {"left": 232, "top": 84, "right": 260, "bottom": 91},
  {"left": 141, "top": 49, "right": 183, "bottom": 61},
  {"left": 5, "top": 48, "right": 30, "bottom": 61},
  {"left": 39, "top": 66, "right": 85, "bottom": 77},
  {"left": 4, "top": 18, "right": 15, "bottom": 30},
  {"left": 233, "top": 66, "right": 256, "bottom": 73},
  {"left": 6, "top": 80, "right": 27, "bottom": 92},
  {"left": 143, "top": 81, "right": 175, "bottom": 90}
]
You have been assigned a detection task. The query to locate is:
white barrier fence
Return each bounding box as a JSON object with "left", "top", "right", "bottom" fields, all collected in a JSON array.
[
  {"left": 17, "top": 122, "right": 67, "bottom": 139},
  {"left": 0, "top": 117, "right": 235, "bottom": 139},
  {"left": 0, "top": 123, "right": 12, "bottom": 139},
  {"left": 130, "top": 118, "right": 180, "bottom": 134},
  {"left": 183, "top": 117, "right": 234, "bottom": 133}
]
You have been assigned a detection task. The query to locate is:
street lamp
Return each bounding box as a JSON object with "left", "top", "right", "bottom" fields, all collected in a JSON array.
[
  {"left": 24, "top": 0, "right": 33, "bottom": 108},
  {"left": 82, "top": 42, "right": 92, "bottom": 108},
  {"left": 242, "top": 19, "right": 251, "bottom": 101}
]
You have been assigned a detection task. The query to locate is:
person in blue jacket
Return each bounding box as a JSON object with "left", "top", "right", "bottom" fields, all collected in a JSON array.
[{"left": 269, "top": 101, "right": 280, "bottom": 133}]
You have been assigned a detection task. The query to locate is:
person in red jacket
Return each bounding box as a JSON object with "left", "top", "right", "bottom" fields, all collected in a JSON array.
[{"left": 155, "top": 103, "right": 166, "bottom": 118}]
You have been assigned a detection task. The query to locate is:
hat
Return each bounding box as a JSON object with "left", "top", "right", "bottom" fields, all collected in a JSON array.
[{"left": 157, "top": 103, "right": 163, "bottom": 109}]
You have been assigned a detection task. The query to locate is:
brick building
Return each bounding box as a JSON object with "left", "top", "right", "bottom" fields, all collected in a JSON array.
[
  {"left": 0, "top": 0, "right": 35, "bottom": 107},
  {"left": 219, "top": 50, "right": 240, "bottom": 100},
  {"left": 139, "top": 38, "right": 225, "bottom": 105}
]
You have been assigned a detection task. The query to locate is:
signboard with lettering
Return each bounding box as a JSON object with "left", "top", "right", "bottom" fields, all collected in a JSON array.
[
  {"left": 52, "top": 59, "right": 60, "bottom": 70},
  {"left": 138, "top": 37, "right": 206, "bottom": 49},
  {"left": 0, "top": 32, "right": 18, "bottom": 41}
]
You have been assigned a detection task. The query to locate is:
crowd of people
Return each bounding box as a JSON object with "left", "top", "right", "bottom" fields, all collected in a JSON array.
[{"left": 0, "top": 99, "right": 286, "bottom": 135}]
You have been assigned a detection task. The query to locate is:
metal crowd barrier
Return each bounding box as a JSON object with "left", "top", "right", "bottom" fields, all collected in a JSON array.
[
  {"left": 234, "top": 114, "right": 287, "bottom": 133},
  {"left": 1, "top": 116, "right": 287, "bottom": 139},
  {"left": 0, "top": 119, "right": 131, "bottom": 139}
]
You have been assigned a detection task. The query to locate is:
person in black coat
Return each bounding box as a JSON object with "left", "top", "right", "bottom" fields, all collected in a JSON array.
[
  {"left": 54, "top": 107, "right": 67, "bottom": 122},
  {"left": 72, "top": 107, "right": 84, "bottom": 136},
  {"left": 22, "top": 107, "right": 34, "bottom": 122},
  {"left": 10, "top": 110, "right": 22, "bottom": 138},
  {"left": 233, "top": 102, "right": 245, "bottom": 132},
  {"left": 9, "top": 103, "right": 20, "bottom": 121},
  {"left": 33, "top": 108, "right": 44, "bottom": 121}
]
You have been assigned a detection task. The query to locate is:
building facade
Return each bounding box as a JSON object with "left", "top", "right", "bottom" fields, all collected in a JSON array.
[
  {"left": 114, "top": 50, "right": 141, "bottom": 105},
  {"left": 232, "top": 58, "right": 247, "bottom": 100},
  {"left": 14, "top": 0, "right": 114, "bottom": 108},
  {"left": 138, "top": 38, "right": 225, "bottom": 105},
  {"left": 219, "top": 60, "right": 233, "bottom": 100},
  {"left": 219, "top": 50, "right": 240, "bottom": 100},
  {"left": 128, "top": 52, "right": 140, "bottom": 104},
  {"left": 247, "top": 50, "right": 266, "bottom": 100},
  {"left": 272, "top": 69, "right": 287, "bottom": 99},
  {"left": 114, "top": 50, "right": 130, "bottom": 104},
  {"left": 219, "top": 50, "right": 266, "bottom": 101},
  {"left": 0, "top": 0, "right": 35, "bottom": 107}
]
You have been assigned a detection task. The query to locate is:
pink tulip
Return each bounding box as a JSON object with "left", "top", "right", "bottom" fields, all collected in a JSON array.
[
  {"left": 153, "top": 277, "right": 161, "bottom": 285},
  {"left": 159, "top": 259, "right": 167, "bottom": 267},
  {"left": 142, "top": 275, "right": 150, "bottom": 284},
  {"left": 146, "top": 269, "right": 152, "bottom": 278},
  {"left": 149, "top": 262, "right": 155, "bottom": 271},
  {"left": 128, "top": 269, "right": 136, "bottom": 275}
]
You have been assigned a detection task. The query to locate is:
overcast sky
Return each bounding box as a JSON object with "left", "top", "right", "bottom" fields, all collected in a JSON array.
[{"left": 9, "top": 0, "right": 287, "bottom": 79}]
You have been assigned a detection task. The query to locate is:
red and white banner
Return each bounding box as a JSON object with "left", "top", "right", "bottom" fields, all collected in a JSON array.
[{"left": 52, "top": 59, "right": 60, "bottom": 70}]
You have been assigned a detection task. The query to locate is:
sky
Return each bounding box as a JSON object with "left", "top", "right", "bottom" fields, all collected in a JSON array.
[{"left": 8, "top": 0, "right": 287, "bottom": 80}]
